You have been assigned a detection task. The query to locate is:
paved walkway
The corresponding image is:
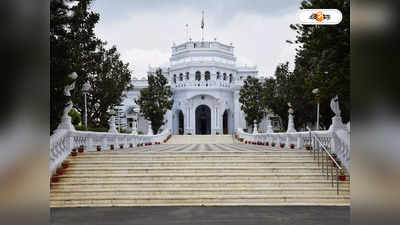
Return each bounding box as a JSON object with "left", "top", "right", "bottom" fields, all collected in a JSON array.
[
  {"left": 51, "top": 206, "right": 349, "bottom": 225},
  {"left": 89, "top": 144, "right": 301, "bottom": 153}
]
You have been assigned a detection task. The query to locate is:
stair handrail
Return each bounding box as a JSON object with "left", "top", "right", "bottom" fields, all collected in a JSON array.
[{"left": 306, "top": 126, "right": 343, "bottom": 195}]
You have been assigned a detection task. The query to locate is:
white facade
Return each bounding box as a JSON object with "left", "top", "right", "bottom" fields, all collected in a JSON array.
[{"left": 122, "top": 40, "right": 279, "bottom": 135}]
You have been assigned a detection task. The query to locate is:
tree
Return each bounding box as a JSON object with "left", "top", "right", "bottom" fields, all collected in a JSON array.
[
  {"left": 51, "top": 0, "right": 132, "bottom": 133},
  {"left": 72, "top": 45, "right": 132, "bottom": 129},
  {"left": 288, "top": 0, "right": 350, "bottom": 128},
  {"left": 136, "top": 69, "right": 173, "bottom": 134},
  {"left": 51, "top": 0, "right": 101, "bottom": 133},
  {"left": 239, "top": 77, "right": 265, "bottom": 129}
]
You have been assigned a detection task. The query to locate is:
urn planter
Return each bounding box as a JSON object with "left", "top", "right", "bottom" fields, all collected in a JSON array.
[
  {"left": 56, "top": 168, "right": 65, "bottom": 175},
  {"left": 338, "top": 175, "right": 346, "bottom": 181},
  {"left": 78, "top": 145, "right": 84, "bottom": 153},
  {"left": 71, "top": 149, "right": 77, "bottom": 156},
  {"left": 61, "top": 161, "right": 69, "bottom": 169},
  {"left": 51, "top": 175, "right": 59, "bottom": 183}
]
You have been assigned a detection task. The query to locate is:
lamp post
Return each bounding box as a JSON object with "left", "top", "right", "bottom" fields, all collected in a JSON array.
[
  {"left": 82, "top": 81, "right": 91, "bottom": 129},
  {"left": 312, "top": 88, "right": 320, "bottom": 131}
]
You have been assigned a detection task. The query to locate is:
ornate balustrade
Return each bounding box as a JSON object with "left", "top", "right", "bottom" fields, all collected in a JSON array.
[
  {"left": 236, "top": 127, "right": 350, "bottom": 171},
  {"left": 50, "top": 128, "right": 171, "bottom": 177},
  {"left": 173, "top": 80, "right": 231, "bottom": 89}
]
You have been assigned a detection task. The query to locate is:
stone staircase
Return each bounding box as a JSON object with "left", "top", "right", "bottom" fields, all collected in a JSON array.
[
  {"left": 167, "top": 135, "right": 234, "bottom": 144},
  {"left": 50, "top": 144, "right": 350, "bottom": 207}
]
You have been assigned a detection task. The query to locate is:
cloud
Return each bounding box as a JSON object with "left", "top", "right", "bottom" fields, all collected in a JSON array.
[{"left": 92, "top": 1, "right": 300, "bottom": 78}]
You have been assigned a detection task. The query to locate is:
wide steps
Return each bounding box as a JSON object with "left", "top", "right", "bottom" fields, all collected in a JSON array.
[
  {"left": 51, "top": 180, "right": 350, "bottom": 189},
  {"left": 50, "top": 187, "right": 350, "bottom": 197},
  {"left": 50, "top": 194, "right": 350, "bottom": 207},
  {"left": 50, "top": 143, "right": 350, "bottom": 207}
]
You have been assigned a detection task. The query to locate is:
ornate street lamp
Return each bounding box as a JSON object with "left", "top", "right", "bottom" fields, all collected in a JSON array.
[
  {"left": 312, "top": 88, "right": 320, "bottom": 130},
  {"left": 82, "top": 81, "right": 91, "bottom": 129}
]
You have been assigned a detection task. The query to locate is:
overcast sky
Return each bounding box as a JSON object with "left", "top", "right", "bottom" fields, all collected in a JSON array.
[{"left": 91, "top": 0, "right": 302, "bottom": 79}]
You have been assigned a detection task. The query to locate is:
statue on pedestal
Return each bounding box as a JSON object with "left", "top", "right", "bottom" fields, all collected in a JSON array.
[
  {"left": 55, "top": 72, "right": 78, "bottom": 132},
  {"left": 252, "top": 120, "right": 258, "bottom": 134},
  {"left": 329, "top": 95, "right": 347, "bottom": 131},
  {"left": 108, "top": 115, "right": 118, "bottom": 133},
  {"left": 286, "top": 102, "right": 297, "bottom": 133}
]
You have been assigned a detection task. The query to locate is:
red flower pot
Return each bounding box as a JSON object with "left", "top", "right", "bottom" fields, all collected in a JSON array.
[
  {"left": 271, "top": 144, "right": 276, "bottom": 147},
  {"left": 266, "top": 142, "right": 269, "bottom": 146},
  {"left": 338, "top": 175, "right": 346, "bottom": 181},
  {"left": 110, "top": 145, "right": 114, "bottom": 150},
  {"left": 120, "top": 145, "right": 123, "bottom": 149},
  {"left": 78, "top": 147, "right": 84, "bottom": 153},
  {"left": 51, "top": 177, "right": 59, "bottom": 183},
  {"left": 61, "top": 163, "right": 69, "bottom": 169},
  {"left": 56, "top": 169, "right": 64, "bottom": 175},
  {"left": 280, "top": 144, "right": 285, "bottom": 148},
  {"left": 97, "top": 146, "right": 101, "bottom": 151},
  {"left": 129, "top": 144, "right": 133, "bottom": 148},
  {"left": 306, "top": 146, "right": 311, "bottom": 150},
  {"left": 71, "top": 152, "right": 77, "bottom": 156},
  {"left": 290, "top": 144, "right": 295, "bottom": 149}
]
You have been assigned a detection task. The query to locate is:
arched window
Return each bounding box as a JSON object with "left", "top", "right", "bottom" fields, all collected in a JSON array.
[
  {"left": 229, "top": 74, "right": 232, "bottom": 83},
  {"left": 173, "top": 74, "right": 177, "bottom": 83},
  {"left": 186, "top": 72, "right": 189, "bottom": 80},
  {"left": 195, "top": 71, "right": 201, "bottom": 81},
  {"left": 223, "top": 73, "right": 227, "bottom": 81},
  {"left": 216, "top": 72, "right": 220, "bottom": 80},
  {"left": 179, "top": 73, "right": 183, "bottom": 81},
  {"left": 205, "top": 71, "right": 210, "bottom": 81}
]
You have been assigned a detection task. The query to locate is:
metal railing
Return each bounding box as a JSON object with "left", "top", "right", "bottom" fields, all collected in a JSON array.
[{"left": 307, "top": 127, "right": 343, "bottom": 195}]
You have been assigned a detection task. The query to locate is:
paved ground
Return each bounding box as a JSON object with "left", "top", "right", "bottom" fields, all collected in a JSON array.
[{"left": 51, "top": 206, "right": 350, "bottom": 225}]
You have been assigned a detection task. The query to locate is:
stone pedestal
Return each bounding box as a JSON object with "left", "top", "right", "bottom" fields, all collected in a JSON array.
[
  {"left": 147, "top": 121, "right": 154, "bottom": 135},
  {"left": 329, "top": 116, "right": 347, "bottom": 132},
  {"left": 287, "top": 114, "right": 296, "bottom": 133},
  {"left": 266, "top": 117, "right": 273, "bottom": 133},
  {"left": 108, "top": 116, "right": 118, "bottom": 133},
  {"left": 252, "top": 120, "right": 258, "bottom": 134},
  {"left": 55, "top": 101, "right": 75, "bottom": 132}
]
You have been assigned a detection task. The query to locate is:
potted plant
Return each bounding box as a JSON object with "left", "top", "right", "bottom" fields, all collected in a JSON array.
[
  {"left": 96, "top": 145, "right": 102, "bottom": 151},
  {"left": 338, "top": 169, "right": 346, "bottom": 181},
  {"left": 119, "top": 144, "right": 124, "bottom": 149},
  {"left": 78, "top": 145, "right": 84, "bottom": 153},
  {"left": 110, "top": 144, "right": 115, "bottom": 150},
  {"left": 56, "top": 168, "right": 65, "bottom": 175},
  {"left": 71, "top": 148, "right": 77, "bottom": 156},
  {"left": 305, "top": 145, "right": 311, "bottom": 151},
  {"left": 280, "top": 143, "right": 285, "bottom": 148},
  {"left": 290, "top": 144, "right": 295, "bottom": 149},
  {"left": 61, "top": 160, "right": 69, "bottom": 169},
  {"left": 129, "top": 143, "right": 133, "bottom": 148},
  {"left": 271, "top": 142, "right": 276, "bottom": 147},
  {"left": 51, "top": 174, "right": 60, "bottom": 183}
]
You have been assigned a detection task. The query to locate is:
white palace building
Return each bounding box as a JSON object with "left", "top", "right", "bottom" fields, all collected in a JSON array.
[{"left": 118, "top": 40, "right": 282, "bottom": 135}]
